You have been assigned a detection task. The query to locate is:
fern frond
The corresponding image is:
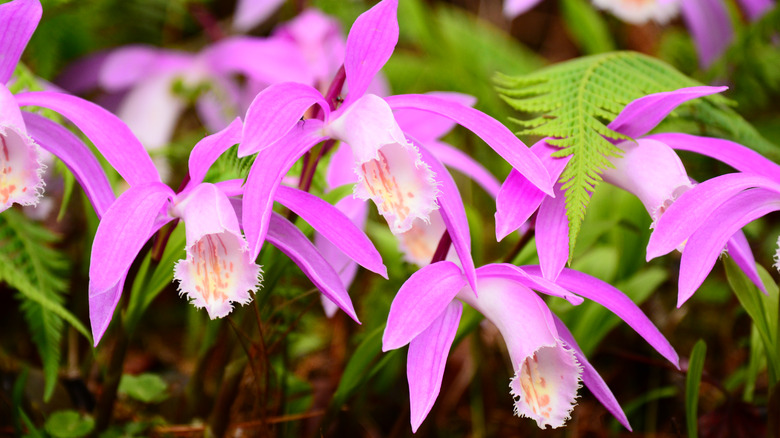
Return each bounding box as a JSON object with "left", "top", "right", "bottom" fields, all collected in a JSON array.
[
  {"left": 495, "top": 51, "right": 769, "bottom": 257},
  {"left": 0, "top": 209, "right": 88, "bottom": 401}
]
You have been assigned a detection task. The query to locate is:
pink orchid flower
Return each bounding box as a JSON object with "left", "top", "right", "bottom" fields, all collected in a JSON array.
[
  {"left": 87, "top": 118, "right": 387, "bottom": 345},
  {"left": 233, "top": 0, "right": 286, "bottom": 32},
  {"left": 383, "top": 261, "right": 679, "bottom": 432},
  {"left": 240, "top": 0, "right": 553, "bottom": 293},
  {"left": 495, "top": 86, "right": 764, "bottom": 298}
]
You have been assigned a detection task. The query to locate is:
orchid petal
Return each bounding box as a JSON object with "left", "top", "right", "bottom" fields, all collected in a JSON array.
[
  {"left": 240, "top": 82, "right": 327, "bottom": 156},
  {"left": 646, "top": 133, "right": 780, "bottom": 180},
  {"left": 205, "top": 37, "right": 314, "bottom": 86},
  {"left": 393, "top": 92, "right": 477, "bottom": 142},
  {"left": 476, "top": 264, "right": 584, "bottom": 305},
  {"left": 0, "top": 0, "right": 42, "bottom": 84},
  {"left": 737, "top": 0, "right": 774, "bottom": 20},
  {"left": 343, "top": 0, "right": 399, "bottom": 106},
  {"left": 116, "top": 73, "right": 186, "bottom": 150},
  {"left": 15, "top": 91, "right": 160, "bottom": 185},
  {"left": 233, "top": 0, "right": 285, "bottom": 32},
  {"left": 0, "top": 116, "right": 43, "bottom": 212},
  {"left": 592, "top": 0, "right": 680, "bottom": 24},
  {"left": 647, "top": 173, "right": 780, "bottom": 260},
  {"left": 386, "top": 94, "right": 554, "bottom": 196},
  {"left": 408, "top": 300, "right": 462, "bottom": 432},
  {"left": 266, "top": 212, "right": 359, "bottom": 323},
  {"left": 100, "top": 46, "right": 193, "bottom": 91},
  {"left": 1, "top": 84, "right": 25, "bottom": 129},
  {"left": 214, "top": 179, "right": 245, "bottom": 197},
  {"left": 681, "top": 0, "right": 733, "bottom": 68},
  {"left": 22, "top": 112, "right": 114, "bottom": 218},
  {"left": 553, "top": 316, "right": 631, "bottom": 431},
  {"left": 536, "top": 185, "right": 569, "bottom": 282},
  {"left": 607, "top": 86, "right": 726, "bottom": 139},
  {"left": 89, "top": 277, "right": 126, "bottom": 346},
  {"left": 274, "top": 185, "right": 387, "bottom": 278},
  {"left": 396, "top": 211, "right": 449, "bottom": 267},
  {"left": 426, "top": 140, "right": 501, "bottom": 198},
  {"left": 727, "top": 229, "right": 766, "bottom": 294},
  {"left": 383, "top": 261, "right": 466, "bottom": 351},
  {"left": 242, "top": 119, "right": 326, "bottom": 259},
  {"left": 328, "top": 94, "right": 406, "bottom": 164},
  {"left": 274, "top": 9, "right": 346, "bottom": 85},
  {"left": 679, "top": 188, "right": 780, "bottom": 306},
  {"left": 418, "top": 144, "right": 477, "bottom": 291},
  {"left": 187, "top": 118, "right": 243, "bottom": 186},
  {"left": 503, "top": 0, "right": 544, "bottom": 18},
  {"left": 54, "top": 51, "right": 111, "bottom": 94},
  {"left": 520, "top": 266, "right": 680, "bottom": 366}
]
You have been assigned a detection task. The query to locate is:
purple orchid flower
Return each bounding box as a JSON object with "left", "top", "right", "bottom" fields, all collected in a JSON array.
[
  {"left": 646, "top": 135, "right": 780, "bottom": 305},
  {"left": 2, "top": 0, "right": 155, "bottom": 218},
  {"left": 87, "top": 118, "right": 387, "bottom": 345},
  {"left": 240, "top": 0, "right": 553, "bottom": 292},
  {"left": 495, "top": 86, "right": 764, "bottom": 295},
  {"left": 382, "top": 261, "right": 679, "bottom": 432}
]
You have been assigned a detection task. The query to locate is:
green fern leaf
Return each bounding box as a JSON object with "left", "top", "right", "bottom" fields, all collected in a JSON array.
[
  {"left": 0, "top": 209, "right": 89, "bottom": 401},
  {"left": 495, "top": 51, "right": 773, "bottom": 257}
]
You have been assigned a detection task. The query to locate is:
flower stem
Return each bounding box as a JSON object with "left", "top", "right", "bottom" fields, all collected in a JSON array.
[{"left": 430, "top": 230, "right": 452, "bottom": 264}]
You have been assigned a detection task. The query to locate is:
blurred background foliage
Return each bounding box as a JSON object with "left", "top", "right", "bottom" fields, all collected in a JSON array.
[{"left": 2, "top": 0, "right": 780, "bottom": 436}]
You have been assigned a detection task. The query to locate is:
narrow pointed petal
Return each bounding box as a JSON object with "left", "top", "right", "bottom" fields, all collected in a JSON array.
[
  {"left": 242, "top": 120, "right": 326, "bottom": 259},
  {"left": 274, "top": 185, "right": 387, "bottom": 278},
  {"left": 89, "top": 277, "right": 126, "bottom": 346},
  {"left": 553, "top": 316, "right": 632, "bottom": 431},
  {"left": 267, "top": 212, "right": 359, "bottom": 323},
  {"left": 536, "top": 185, "right": 569, "bottom": 282},
  {"left": 89, "top": 182, "right": 174, "bottom": 295},
  {"left": 232, "top": 0, "right": 286, "bottom": 31},
  {"left": 408, "top": 300, "right": 462, "bottom": 432},
  {"left": 214, "top": 179, "right": 245, "bottom": 197},
  {"left": 608, "top": 86, "right": 726, "bottom": 139},
  {"left": 646, "top": 133, "right": 780, "bottom": 180},
  {"left": 647, "top": 173, "right": 780, "bottom": 260},
  {"left": 393, "top": 92, "right": 477, "bottom": 142},
  {"left": 681, "top": 0, "right": 733, "bottom": 68},
  {"left": 383, "top": 261, "right": 465, "bottom": 351},
  {"left": 0, "top": 0, "right": 42, "bottom": 84},
  {"left": 386, "top": 94, "right": 554, "bottom": 196},
  {"left": 678, "top": 189, "right": 780, "bottom": 306},
  {"left": 504, "top": 0, "right": 544, "bottom": 18},
  {"left": 187, "top": 118, "right": 243, "bottom": 186},
  {"left": 496, "top": 140, "right": 569, "bottom": 240},
  {"left": 426, "top": 140, "right": 501, "bottom": 198},
  {"left": 737, "top": 0, "right": 773, "bottom": 20},
  {"left": 520, "top": 266, "right": 680, "bottom": 366},
  {"left": 240, "top": 82, "right": 328, "bottom": 156},
  {"left": 205, "top": 37, "right": 314, "bottom": 86},
  {"left": 23, "top": 112, "right": 114, "bottom": 218},
  {"left": 727, "top": 229, "right": 767, "bottom": 294},
  {"left": 418, "top": 144, "right": 477, "bottom": 291},
  {"left": 343, "top": 0, "right": 399, "bottom": 105},
  {"left": 15, "top": 91, "right": 159, "bottom": 186},
  {"left": 476, "top": 264, "right": 584, "bottom": 305}
]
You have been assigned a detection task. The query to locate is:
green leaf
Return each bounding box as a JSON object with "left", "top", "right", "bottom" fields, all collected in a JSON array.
[
  {"left": 0, "top": 209, "right": 90, "bottom": 400},
  {"left": 44, "top": 411, "right": 95, "bottom": 438},
  {"left": 330, "top": 326, "right": 384, "bottom": 410},
  {"left": 560, "top": 0, "right": 615, "bottom": 55},
  {"left": 686, "top": 340, "right": 707, "bottom": 438},
  {"left": 118, "top": 373, "right": 169, "bottom": 403},
  {"left": 495, "top": 51, "right": 771, "bottom": 257}
]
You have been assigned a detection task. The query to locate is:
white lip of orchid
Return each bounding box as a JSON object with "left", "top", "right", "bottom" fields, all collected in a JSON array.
[
  {"left": 592, "top": 0, "right": 680, "bottom": 24},
  {"left": 0, "top": 124, "right": 46, "bottom": 211}
]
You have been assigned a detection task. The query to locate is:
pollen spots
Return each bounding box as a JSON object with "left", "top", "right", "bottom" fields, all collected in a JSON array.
[
  {"left": 192, "top": 234, "right": 232, "bottom": 305},
  {"left": 361, "top": 150, "right": 412, "bottom": 224},
  {"left": 517, "top": 353, "right": 555, "bottom": 420}
]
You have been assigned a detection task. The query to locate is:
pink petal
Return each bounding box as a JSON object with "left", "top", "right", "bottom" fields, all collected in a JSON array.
[
  {"left": 115, "top": 72, "right": 186, "bottom": 150},
  {"left": 240, "top": 82, "right": 328, "bottom": 156},
  {"left": 408, "top": 300, "right": 462, "bottom": 432},
  {"left": 393, "top": 92, "right": 477, "bottom": 142},
  {"left": 396, "top": 210, "right": 448, "bottom": 267},
  {"left": 476, "top": 264, "right": 584, "bottom": 305},
  {"left": 204, "top": 36, "right": 315, "bottom": 86},
  {"left": 23, "top": 111, "right": 114, "bottom": 217},
  {"left": 273, "top": 9, "right": 346, "bottom": 85},
  {"left": 607, "top": 86, "right": 727, "bottom": 139},
  {"left": 386, "top": 93, "right": 554, "bottom": 197},
  {"left": 426, "top": 140, "right": 501, "bottom": 198},
  {"left": 383, "top": 261, "right": 466, "bottom": 351},
  {"left": 678, "top": 188, "right": 780, "bottom": 306},
  {"left": 89, "top": 277, "right": 127, "bottom": 346},
  {"left": 0, "top": 0, "right": 41, "bottom": 84},
  {"left": 681, "top": 0, "right": 733, "bottom": 68},
  {"left": 503, "top": 0, "right": 545, "bottom": 18},
  {"left": 187, "top": 118, "right": 243, "bottom": 187},
  {"left": 592, "top": 0, "right": 680, "bottom": 24},
  {"left": 99, "top": 46, "right": 192, "bottom": 92},
  {"left": 536, "top": 185, "right": 569, "bottom": 281},
  {"left": 737, "top": 0, "right": 774, "bottom": 20},
  {"left": 274, "top": 185, "right": 387, "bottom": 278},
  {"left": 242, "top": 119, "right": 326, "bottom": 259},
  {"left": 232, "top": 0, "right": 286, "bottom": 32},
  {"left": 266, "top": 212, "right": 359, "bottom": 323},
  {"left": 727, "top": 229, "right": 767, "bottom": 294},
  {"left": 343, "top": 0, "right": 399, "bottom": 106},
  {"left": 15, "top": 91, "right": 160, "bottom": 186}
]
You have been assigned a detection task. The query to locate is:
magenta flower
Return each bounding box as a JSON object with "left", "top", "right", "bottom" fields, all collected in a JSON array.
[
  {"left": 495, "top": 86, "right": 763, "bottom": 295},
  {"left": 87, "top": 119, "right": 386, "bottom": 344},
  {"left": 2, "top": 0, "right": 155, "bottom": 218},
  {"left": 240, "top": 0, "right": 553, "bottom": 292},
  {"left": 382, "top": 261, "right": 679, "bottom": 432},
  {"left": 646, "top": 135, "right": 780, "bottom": 305}
]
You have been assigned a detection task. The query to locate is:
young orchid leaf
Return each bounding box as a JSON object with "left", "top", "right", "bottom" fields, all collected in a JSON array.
[{"left": 685, "top": 340, "right": 707, "bottom": 438}]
